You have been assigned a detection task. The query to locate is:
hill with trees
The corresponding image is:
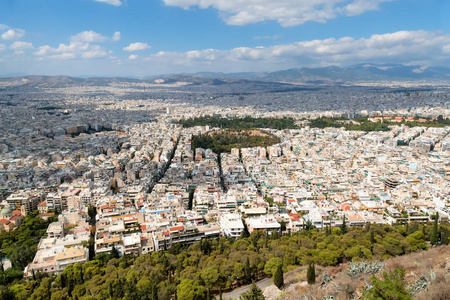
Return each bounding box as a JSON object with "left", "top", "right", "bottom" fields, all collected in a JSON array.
[
  {"left": 192, "top": 129, "right": 280, "bottom": 154},
  {"left": 0, "top": 220, "right": 449, "bottom": 299}
]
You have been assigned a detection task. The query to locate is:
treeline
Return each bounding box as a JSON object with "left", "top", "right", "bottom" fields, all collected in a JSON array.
[
  {"left": 192, "top": 130, "right": 279, "bottom": 154},
  {"left": 179, "top": 115, "right": 449, "bottom": 133},
  {"left": 309, "top": 115, "right": 450, "bottom": 132},
  {"left": 2, "top": 221, "right": 450, "bottom": 300},
  {"left": 400, "top": 115, "right": 450, "bottom": 128},
  {"left": 308, "top": 117, "right": 391, "bottom": 132},
  {"left": 179, "top": 116, "right": 300, "bottom": 130}
]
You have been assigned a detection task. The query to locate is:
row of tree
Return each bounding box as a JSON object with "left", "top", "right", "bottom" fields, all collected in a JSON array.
[
  {"left": 309, "top": 115, "right": 450, "bottom": 132},
  {"left": 179, "top": 116, "right": 300, "bottom": 130},
  {"left": 1, "top": 220, "right": 449, "bottom": 299},
  {"left": 180, "top": 115, "right": 449, "bottom": 133},
  {"left": 308, "top": 117, "right": 391, "bottom": 131}
]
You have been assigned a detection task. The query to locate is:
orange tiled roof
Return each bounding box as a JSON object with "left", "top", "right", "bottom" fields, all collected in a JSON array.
[{"left": 170, "top": 225, "right": 184, "bottom": 232}]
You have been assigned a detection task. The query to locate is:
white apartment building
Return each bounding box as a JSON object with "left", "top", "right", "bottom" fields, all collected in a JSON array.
[{"left": 219, "top": 213, "right": 244, "bottom": 238}]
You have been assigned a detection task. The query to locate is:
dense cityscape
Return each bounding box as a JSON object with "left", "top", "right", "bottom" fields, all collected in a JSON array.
[{"left": 0, "top": 77, "right": 449, "bottom": 298}]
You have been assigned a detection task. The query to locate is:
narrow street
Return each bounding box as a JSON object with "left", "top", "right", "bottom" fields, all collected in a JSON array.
[{"left": 222, "top": 277, "right": 272, "bottom": 300}]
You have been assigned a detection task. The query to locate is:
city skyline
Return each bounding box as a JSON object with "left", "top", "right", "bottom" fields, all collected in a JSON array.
[{"left": 0, "top": 0, "right": 449, "bottom": 77}]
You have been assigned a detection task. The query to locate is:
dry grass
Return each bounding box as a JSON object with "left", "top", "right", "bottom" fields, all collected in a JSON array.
[
  {"left": 279, "top": 246, "right": 450, "bottom": 300},
  {"left": 414, "top": 276, "right": 450, "bottom": 300}
]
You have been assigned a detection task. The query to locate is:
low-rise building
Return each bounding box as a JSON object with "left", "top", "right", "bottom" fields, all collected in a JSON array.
[{"left": 219, "top": 213, "right": 244, "bottom": 238}]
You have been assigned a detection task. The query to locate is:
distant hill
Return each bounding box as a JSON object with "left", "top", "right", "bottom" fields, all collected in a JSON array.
[
  {"left": 186, "top": 64, "right": 450, "bottom": 83},
  {"left": 0, "top": 74, "right": 291, "bottom": 88},
  {"left": 0, "top": 75, "right": 142, "bottom": 88},
  {"left": 2, "top": 64, "right": 450, "bottom": 87}
]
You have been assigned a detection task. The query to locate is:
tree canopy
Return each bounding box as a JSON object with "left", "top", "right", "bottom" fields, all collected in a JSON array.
[
  {"left": 192, "top": 129, "right": 279, "bottom": 154},
  {"left": 179, "top": 116, "right": 300, "bottom": 130},
  {"left": 0, "top": 221, "right": 448, "bottom": 299}
]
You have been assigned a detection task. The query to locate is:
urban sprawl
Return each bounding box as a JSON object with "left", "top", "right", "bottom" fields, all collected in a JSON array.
[{"left": 0, "top": 79, "right": 449, "bottom": 277}]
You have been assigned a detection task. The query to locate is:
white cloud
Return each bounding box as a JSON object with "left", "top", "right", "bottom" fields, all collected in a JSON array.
[
  {"left": 50, "top": 53, "right": 77, "bottom": 60},
  {"left": 35, "top": 42, "right": 110, "bottom": 60},
  {"left": 0, "top": 44, "right": 6, "bottom": 51},
  {"left": 9, "top": 29, "right": 450, "bottom": 77},
  {"left": 123, "top": 42, "right": 151, "bottom": 51},
  {"left": 141, "top": 30, "right": 450, "bottom": 72},
  {"left": 1, "top": 28, "right": 25, "bottom": 40},
  {"left": 163, "top": 0, "right": 395, "bottom": 27},
  {"left": 82, "top": 45, "right": 111, "bottom": 58},
  {"left": 343, "top": 0, "right": 394, "bottom": 16},
  {"left": 33, "top": 30, "right": 118, "bottom": 61},
  {"left": 93, "top": 0, "right": 122, "bottom": 6},
  {"left": 0, "top": 24, "right": 9, "bottom": 30},
  {"left": 112, "top": 31, "right": 121, "bottom": 41},
  {"left": 70, "top": 30, "right": 108, "bottom": 43},
  {"left": 10, "top": 41, "right": 33, "bottom": 50}
]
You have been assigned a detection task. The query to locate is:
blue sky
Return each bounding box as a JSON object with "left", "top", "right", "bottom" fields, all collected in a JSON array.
[{"left": 0, "top": 0, "right": 449, "bottom": 77}]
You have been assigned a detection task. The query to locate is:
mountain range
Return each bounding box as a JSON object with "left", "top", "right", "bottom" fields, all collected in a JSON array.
[
  {"left": 183, "top": 64, "right": 450, "bottom": 83},
  {"left": 1, "top": 64, "right": 450, "bottom": 86}
]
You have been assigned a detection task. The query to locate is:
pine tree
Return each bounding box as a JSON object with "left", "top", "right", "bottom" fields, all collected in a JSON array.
[
  {"left": 240, "top": 280, "right": 264, "bottom": 300},
  {"left": 307, "top": 263, "right": 316, "bottom": 284},
  {"left": 110, "top": 245, "right": 120, "bottom": 259},
  {"left": 273, "top": 264, "right": 284, "bottom": 289},
  {"left": 279, "top": 220, "right": 286, "bottom": 233},
  {"left": 240, "top": 218, "right": 250, "bottom": 238},
  {"left": 151, "top": 281, "right": 158, "bottom": 300},
  {"left": 364, "top": 268, "right": 412, "bottom": 300},
  {"left": 244, "top": 257, "right": 252, "bottom": 283},
  {"left": 305, "top": 220, "right": 315, "bottom": 230},
  {"left": 430, "top": 212, "right": 439, "bottom": 246},
  {"left": 341, "top": 215, "right": 348, "bottom": 234},
  {"left": 370, "top": 229, "right": 375, "bottom": 244}
]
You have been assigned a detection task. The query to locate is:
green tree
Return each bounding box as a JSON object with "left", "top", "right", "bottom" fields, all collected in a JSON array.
[
  {"left": 151, "top": 280, "right": 158, "bottom": 300},
  {"left": 240, "top": 281, "right": 264, "bottom": 300},
  {"left": 240, "top": 219, "right": 250, "bottom": 239},
  {"left": 111, "top": 245, "right": 120, "bottom": 259},
  {"left": 364, "top": 268, "right": 412, "bottom": 300},
  {"left": 341, "top": 216, "right": 348, "bottom": 234},
  {"left": 29, "top": 277, "right": 52, "bottom": 300},
  {"left": 244, "top": 257, "right": 252, "bottom": 283},
  {"left": 87, "top": 206, "right": 97, "bottom": 226},
  {"left": 307, "top": 263, "right": 315, "bottom": 284},
  {"left": 0, "top": 285, "right": 13, "bottom": 300},
  {"left": 305, "top": 220, "right": 315, "bottom": 230},
  {"left": 273, "top": 264, "right": 284, "bottom": 289},
  {"left": 405, "top": 231, "right": 428, "bottom": 251},
  {"left": 279, "top": 220, "right": 286, "bottom": 233},
  {"left": 201, "top": 267, "right": 219, "bottom": 292},
  {"left": 430, "top": 212, "right": 439, "bottom": 246},
  {"left": 177, "top": 279, "right": 206, "bottom": 300},
  {"left": 264, "top": 257, "right": 282, "bottom": 276},
  {"left": 10, "top": 244, "right": 36, "bottom": 270}
]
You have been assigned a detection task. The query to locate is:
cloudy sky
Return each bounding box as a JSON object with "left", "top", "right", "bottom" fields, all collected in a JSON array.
[{"left": 0, "top": 0, "right": 449, "bottom": 77}]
